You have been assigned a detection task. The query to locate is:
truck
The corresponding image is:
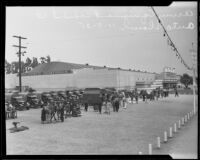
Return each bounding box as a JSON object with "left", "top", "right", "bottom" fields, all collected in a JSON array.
[{"left": 81, "top": 88, "right": 103, "bottom": 111}]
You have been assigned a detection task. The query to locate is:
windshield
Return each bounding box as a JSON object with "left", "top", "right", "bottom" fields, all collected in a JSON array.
[
  {"left": 28, "top": 95, "right": 37, "bottom": 98},
  {"left": 14, "top": 96, "right": 23, "bottom": 99}
]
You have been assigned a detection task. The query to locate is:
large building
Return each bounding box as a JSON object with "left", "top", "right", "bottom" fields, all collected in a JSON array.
[{"left": 5, "top": 62, "right": 179, "bottom": 92}]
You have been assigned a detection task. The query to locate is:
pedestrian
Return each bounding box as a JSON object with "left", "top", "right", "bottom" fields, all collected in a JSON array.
[
  {"left": 122, "top": 92, "right": 127, "bottom": 109},
  {"left": 115, "top": 97, "right": 120, "bottom": 112},
  {"left": 175, "top": 87, "right": 179, "bottom": 97},
  {"left": 85, "top": 103, "right": 88, "bottom": 112},
  {"left": 60, "top": 102, "right": 64, "bottom": 122},
  {"left": 142, "top": 90, "right": 145, "bottom": 102},
  {"left": 155, "top": 90, "right": 159, "bottom": 100},
  {"left": 41, "top": 106, "right": 46, "bottom": 124},
  {"left": 135, "top": 89, "right": 138, "bottom": 104}
]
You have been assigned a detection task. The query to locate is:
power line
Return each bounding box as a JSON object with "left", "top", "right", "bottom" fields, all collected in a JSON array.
[
  {"left": 151, "top": 7, "right": 192, "bottom": 71},
  {"left": 12, "top": 35, "right": 27, "bottom": 92}
]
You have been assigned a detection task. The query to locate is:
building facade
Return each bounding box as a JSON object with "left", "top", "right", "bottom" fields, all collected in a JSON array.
[{"left": 5, "top": 62, "right": 179, "bottom": 91}]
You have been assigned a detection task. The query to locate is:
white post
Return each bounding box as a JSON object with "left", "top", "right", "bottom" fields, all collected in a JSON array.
[
  {"left": 157, "top": 137, "right": 161, "bottom": 149},
  {"left": 164, "top": 131, "right": 167, "bottom": 142},
  {"left": 185, "top": 115, "right": 187, "bottom": 123},
  {"left": 188, "top": 113, "right": 190, "bottom": 120},
  {"left": 174, "top": 123, "right": 177, "bottom": 133},
  {"left": 182, "top": 117, "right": 184, "bottom": 125},
  {"left": 169, "top": 127, "right": 173, "bottom": 138},
  {"left": 138, "top": 151, "right": 143, "bottom": 155},
  {"left": 178, "top": 120, "right": 181, "bottom": 129},
  {"left": 149, "top": 144, "right": 152, "bottom": 155}
]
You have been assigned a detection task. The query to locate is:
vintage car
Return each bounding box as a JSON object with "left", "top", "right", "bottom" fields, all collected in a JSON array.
[
  {"left": 81, "top": 88, "right": 103, "bottom": 111},
  {"left": 11, "top": 94, "right": 27, "bottom": 111},
  {"left": 26, "top": 93, "right": 41, "bottom": 108},
  {"left": 41, "top": 92, "right": 53, "bottom": 104},
  {"left": 49, "top": 91, "right": 60, "bottom": 101},
  {"left": 57, "top": 91, "right": 67, "bottom": 100}
]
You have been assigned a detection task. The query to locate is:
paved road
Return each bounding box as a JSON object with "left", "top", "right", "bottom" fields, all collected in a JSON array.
[{"left": 6, "top": 94, "right": 198, "bottom": 155}]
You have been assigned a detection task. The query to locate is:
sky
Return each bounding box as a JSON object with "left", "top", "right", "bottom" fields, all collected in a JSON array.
[{"left": 5, "top": 2, "right": 197, "bottom": 76}]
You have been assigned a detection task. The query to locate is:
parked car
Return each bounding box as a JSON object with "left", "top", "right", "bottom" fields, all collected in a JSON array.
[
  {"left": 49, "top": 91, "right": 60, "bottom": 101},
  {"left": 57, "top": 91, "right": 67, "bottom": 100},
  {"left": 26, "top": 93, "right": 41, "bottom": 108},
  {"left": 41, "top": 92, "right": 53, "bottom": 104},
  {"left": 11, "top": 95, "right": 27, "bottom": 111}
]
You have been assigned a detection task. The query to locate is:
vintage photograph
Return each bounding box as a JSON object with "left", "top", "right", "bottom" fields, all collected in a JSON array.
[{"left": 5, "top": 2, "right": 198, "bottom": 158}]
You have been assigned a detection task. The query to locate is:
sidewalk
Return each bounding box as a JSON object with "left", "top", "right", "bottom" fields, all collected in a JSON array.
[{"left": 154, "top": 114, "right": 198, "bottom": 159}]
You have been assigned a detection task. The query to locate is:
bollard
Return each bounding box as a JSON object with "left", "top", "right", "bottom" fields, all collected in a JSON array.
[
  {"left": 174, "top": 123, "right": 177, "bottom": 133},
  {"left": 164, "top": 131, "right": 167, "bottom": 142},
  {"left": 138, "top": 151, "right": 143, "bottom": 155},
  {"left": 188, "top": 113, "right": 190, "bottom": 120},
  {"left": 157, "top": 137, "right": 161, "bottom": 149},
  {"left": 185, "top": 115, "right": 187, "bottom": 123},
  {"left": 178, "top": 120, "right": 181, "bottom": 129},
  {"left": 181, "top": 117, "right": 184, "bottom": 125},
  {"left": 149, "top": 143, "right": 152, "bottom": 155},
  {"left": 169, "top": 127, "right": 173, "bottom": 138}
]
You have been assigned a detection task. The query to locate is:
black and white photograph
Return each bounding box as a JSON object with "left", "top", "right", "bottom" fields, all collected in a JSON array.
[{"left": 4, "top": 1, "right": 198, "bottom": 158}]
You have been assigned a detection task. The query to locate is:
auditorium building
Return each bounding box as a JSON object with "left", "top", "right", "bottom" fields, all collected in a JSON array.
[{"left": 5, "top": 62, "right": 179, "bottom": 92}]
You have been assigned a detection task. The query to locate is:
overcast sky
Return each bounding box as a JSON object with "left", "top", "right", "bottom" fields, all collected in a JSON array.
[{"left": 6, "top": 2, "right": 197, "bottom": 75}]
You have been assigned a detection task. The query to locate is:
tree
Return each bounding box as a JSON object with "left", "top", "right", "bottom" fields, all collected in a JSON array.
[
  {"left": 46, "top": 55, "right": 51, "bottom": 63},
  {"left": 40, "top": 57, "right": 46, "bottom": 64},
  {"left": 11, "top": 61, "right": 19, "bottom": 74},
  {"left": 31, "top": 57, "right": 39, "bottom": 68},
  {"left": 5, "top": 59, "right": 12, "bottom": 74},
  {"left": 24, "top": 57, "right": 32, "bottom": 72},
  {"left": 180, "top": 73, "right": 193, "bottom": 89}
]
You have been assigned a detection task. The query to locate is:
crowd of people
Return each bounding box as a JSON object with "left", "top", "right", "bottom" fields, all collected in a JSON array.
[
  {"left": 41, "top": 94, "right": 82, "bottom": 123},
  {"left": 5, "top": 102, "right": 17, "bottom": 119},
  {"left": 93, "top": 88, "right": 171, "bottom": 114},
  {"left": 6, "top": 87, "right": 179, "bottom": 123}
]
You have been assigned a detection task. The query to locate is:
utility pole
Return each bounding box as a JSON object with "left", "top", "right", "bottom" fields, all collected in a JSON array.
[
  {"left": 190, "top": 43, "right": 197, "bottom": 114},
  {"left": 13, "top": 35, "right": 27, "bottom": 92}
]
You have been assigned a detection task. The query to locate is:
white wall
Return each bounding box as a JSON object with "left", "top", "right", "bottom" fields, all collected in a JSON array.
[
  {"left": 5, "top": 73, "right": 18, "bottom": 89},
  {"left": 117, "top": 70, "right": 156, "bottom": 89},
  {"left": 5, "top": 69, "right": 156, "bottom": 91}
]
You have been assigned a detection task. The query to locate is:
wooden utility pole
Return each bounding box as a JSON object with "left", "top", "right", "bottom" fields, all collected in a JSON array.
[{"left": 13, "top": 35, "right": 27, "bottom": 92}]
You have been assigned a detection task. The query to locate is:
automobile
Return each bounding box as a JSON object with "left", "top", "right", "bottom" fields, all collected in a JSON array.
[
  {"left": 41, "top": 92, "right": 53, "bottom": 104},
  {"left": 11, "top": 95, "right": 27, "bottom": 111},
  {"left": 26, "top": 93, "right": 41, "bottom": 108},
  {"left": 57, "top": 91, "right": 67, "bottom": 100},
  {"left": 49, "top": 91, "right": 60, "bottom": 101},
  {"left": 81, "top": 88, "right": 103, "bottom": 111}
]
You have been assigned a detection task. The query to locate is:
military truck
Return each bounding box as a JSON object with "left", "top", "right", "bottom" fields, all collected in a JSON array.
[{"left": 81, "top": 88, "right": 103, "bottom": 111}]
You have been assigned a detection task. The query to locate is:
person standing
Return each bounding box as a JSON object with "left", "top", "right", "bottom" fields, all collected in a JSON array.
[
  {"left": 84, "top": 103, "right": 88, "bottom": 112},
  {"left": 115, "top": 96, "right": 120, "bottom": 112},
  {"left": 135, "top": 89, "right": 138, "bottom": 104},
  {"left": 41, "top": 106, "right": 46, "bottom": 124},
  {"left": 174, "top": 87, "right": 179, "bottom": 97},
  {"left": 60, "top": 102, "right": 64, "bottom": 122}
]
